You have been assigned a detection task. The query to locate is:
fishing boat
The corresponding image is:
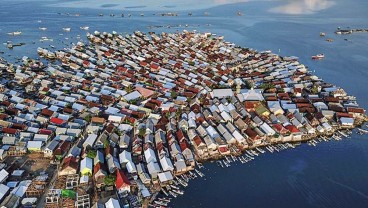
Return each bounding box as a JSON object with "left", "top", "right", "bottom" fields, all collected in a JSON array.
[
  {"left": 39, "top": 27, "right": 47, "bottom": 31},
  {"left": 320, "top": 32, "right": 326, "bottom": 37},
  {"left": 169, "top": 190, "right": 177, "bottom": 198},
  {"left": 161, "top": 188, "right": 169, "bottom": 196},
  {"left": 172, "top": 188, "right": 184, "bottom": 195},
  {"left": 63, "top": 27, "right": 71, "bottom": 32},
  {"left": 7, "top": 31, "right": 22, "bottom": 35},
  {"left": 80, "top": 26, "right": 89, "bottom": 30},
  {"left": 311, "top": 54, "right": 325, "bottom": 60},
  {"left": 154, "top": 200, "right": 168, "bottom": 206},
  {"left": 195, "top": 169, "right": 204, "bottom": 177}
]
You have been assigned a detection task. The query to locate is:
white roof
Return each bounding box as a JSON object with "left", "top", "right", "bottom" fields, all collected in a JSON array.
[
  {"left": 105, "top": 198, "right": 121, "bottom": 208},
  {"left": 158, "top": 171, "right": 173, "bottom": 183},
  {"left": 123, "top": 91, "right": 141, "bottom": 101},
  {"left": 83, "top": 134, "right": 97, "bottom": 148},
  {"left": 80, "top": 157, "right": 93, "bottom": 171},
  {"left": 27, "top": 141, "right": 43, "bottom": 149},
  {"left": 210, "top": 89, "right": 234, "bottom": 98},
  {"left": 80, "top": 175, "right": 89, "bottom": 184},
  {"left": 0, "top": 169, "right": 9, "bottom": 183},
  {"left": 0, "top": 183, "right": 9, "bottom": 200},
  {"left": 159, "top": 156, "right": 174, "bottom": 172},
  {"left": 119, "top": 150, "right": 132, "bottom": 164},
  {"left": 144, "top": 148, "right": 157, "bottom": 164}
]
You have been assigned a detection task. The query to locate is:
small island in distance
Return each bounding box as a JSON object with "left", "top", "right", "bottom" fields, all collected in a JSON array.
[{"left": 0, "top": 30, "right": 367, "bottom": 207}]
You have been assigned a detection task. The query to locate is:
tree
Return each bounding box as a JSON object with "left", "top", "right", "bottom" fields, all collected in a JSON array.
[
  {"left": 103, "top": 139, "right": 110, "bottom": 148},
  {"left": 84, "top": 114, "right": 92, "bottom": 123},
  {"left": 311, "top": 85, "right": 319, "bottom": 94},
  {"left": 245, "top": 80, "right": 254, "bottom": 89},
  {"left": 138, "top": 128, "right": 146, "bottom": 137},
  {"left": 104, "top": 175, "right": 116, "bottom": 186},
  {"left": 170, "top": 91, "right": 177, "bottom": 99},
  {"left": 86, "top": 150, "right": 97, "bottom": 159},
  {"left": 259, "top": 83, "right": 275, "bottom": 90},
  {"left": 125, "top": 85, "right": 134, "bottom": 93}
]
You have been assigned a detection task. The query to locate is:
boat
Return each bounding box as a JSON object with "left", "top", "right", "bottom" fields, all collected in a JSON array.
[
  {"left": 195, "top": 169, "right": 204, "bottom": 177},
  {"left": 154, "top": 200, "right": 168, "bottom": 206},
  {"left": 311, "top": 54, "right": 324, "bottom": 60},
  {"left": 63, "top": 27, "right": 71, "bottom": 32},
  {"left": 39, "top": 27, "right": 47, "bottom": 31},
  {"left": 80, "top": 26, "right": 89, "bottom": 30},
  {"left": 7, "top": 31, "right": 22, "bottom": 35},
  {"left": 172, "top": 188, "right": 184, "bottom": 195},
  {"left": 326, "top": 38, "right": 334, "bottom": 42},
  {"left": 320, "top": 32, "right": 326, "bottom": 37},
  {"left": 256, "top": 147, "right": 265, "bottom": 154},
  {"left": 237, "top": 11, "right": 243, "bottom": 16},
  {"left": 169, "top": 190, "right": 177, "bottom": 198},
  {"left": 170, "top": 184, "right": 179, "bottom": 190}
]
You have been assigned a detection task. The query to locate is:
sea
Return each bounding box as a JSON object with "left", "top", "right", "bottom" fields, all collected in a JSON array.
[{"left": 1, "top": 0, "right": 368, "bottom": 207}]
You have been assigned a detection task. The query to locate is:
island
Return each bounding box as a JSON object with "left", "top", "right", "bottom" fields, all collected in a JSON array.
[{"left": 0, "top": 30, "right": 366, "bottom": 208}]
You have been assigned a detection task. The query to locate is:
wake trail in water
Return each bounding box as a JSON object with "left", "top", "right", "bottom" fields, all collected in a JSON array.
[{"left": 328, "top": 178, "right": 368, "bottom": 200}]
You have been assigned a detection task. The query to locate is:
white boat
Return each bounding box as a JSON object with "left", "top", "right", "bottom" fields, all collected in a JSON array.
[
  {"left": 312, "top": 53, "right": 324, "bottom": 60},
  {"left": 63, "top": 27, "right": 71, "bottom": 32},
  {"left": 195, "top": 169, "right": 204, "bottom": 177},
  {"left": 39, "top": 27, "right": 47, "bottom": 31},
  {"left": 7, "top": 31, "right": 22, "bottom": 35},
  {"left": 80, "top": 26, "right": 89, "bottom": 30}
]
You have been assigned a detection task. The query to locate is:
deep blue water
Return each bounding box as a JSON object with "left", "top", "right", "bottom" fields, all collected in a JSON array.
[{"left": 1, "top": 0, "right": 368, "bottom": 207}]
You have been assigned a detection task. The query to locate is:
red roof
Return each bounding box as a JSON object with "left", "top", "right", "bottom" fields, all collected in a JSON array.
[
  {"left": 218, "top": 146, "right": 229, "bottom": 153},
  {"left": 179, "top": 140, "right": 189, "bottom": 151},
  {"left": 116, "top": 170, "right": 131, "bottom": 190},
  {"left": 50, "top": 117, "right": 66, "bottom": 125},
  {"left": 1, "top": 127, "right": 17, "bottom": 134},
  {"left": 39, "top": 129, "right": 53, "bottom": 135},
  {"left": 285, "top": 125, "right": 300, "bottom": 133}
]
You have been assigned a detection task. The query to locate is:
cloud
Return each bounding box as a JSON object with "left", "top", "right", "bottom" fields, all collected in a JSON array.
[{"left": 269, "top": 0, "right": 335, "bottom": 15}]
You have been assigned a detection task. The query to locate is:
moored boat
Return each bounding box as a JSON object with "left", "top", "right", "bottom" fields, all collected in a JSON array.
[{"left": 312, "top": 54, "right": 324, "bottom": 60}]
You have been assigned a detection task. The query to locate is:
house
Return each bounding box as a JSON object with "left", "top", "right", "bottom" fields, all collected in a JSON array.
[
  {"left": 119, "top": 134, "right": 130, "bottom": 149},
  {"left": 43, "top": 140, "right": 59, "bottom": 158},
  {"left": 210, "top": 89, "right": 234, "bottom": 99},
  {"left": 59, "top": 157, "right": 78, "bottom": 176},
  {"left": 0, "top": 169, "right": 9, "bottom": 183},
  {"left": 144, "top": 148, "right": 157, "bottom": 164},
  {"left": 80, "top": 157, "right": 93, "bottom": 176},
  {"left": 83, "top": 134, "right": 98, "bottom": 149},
  {"left": 116, "top": 170, "right": 131, "bottom": 193},
  {"left": 158, "top": 171, "right": 173, "bottom": 184},
  {"left": 93, "top": 162, "right": 107, "bottom": 188},
  {"left": 105, "top": 198, "right": 121, "bottom": 208},
  {"left": 0, "top": 184, "right": 10, "bottom": 203},
  {"left": 0, "top": 149, "right": 7, "bottom": 161},
  {"left": 159, "top": 156, "right": 174, "bottom": 172},
  {"left": 27, "top": 141, "right": 43, "bottom": 152},
  {"left": 238, "top": 89, "right": 264, "bottom": 101}
]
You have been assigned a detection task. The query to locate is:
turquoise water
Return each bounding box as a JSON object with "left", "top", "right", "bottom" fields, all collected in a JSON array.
[{"left": 1, "top": 0, "right": 368, "bottom": 207}]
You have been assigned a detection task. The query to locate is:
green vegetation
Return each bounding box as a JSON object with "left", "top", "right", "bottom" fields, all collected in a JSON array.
[
  {"left": 311, "top": 85, "right": 319, "bottom": 94},
  {"left": 244, "top": 80, "right": 254, "bottom": 89},
  {"left": 84, "top": 114, "right": 92, "bottom": 122},
  {"left": 61, "top": 189, "right": 76, "bottom": 199},
  {"left": 170, "top": 91, "right": 177, "bottom": 99},
  {"left": 138, "top": 128, "right": 146, "bottom": 137},
  {"left": 259, "top": 83, "right": 275, "bottom": 90},
  {"left": 125, "top": 85, "right": 134, "bottom": 93},
  {"left": 86, "top": 150, "right": 97, "bottom": 159},
  {"left": 104, "top": 175, "right": 116, "bottom": 186}
]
